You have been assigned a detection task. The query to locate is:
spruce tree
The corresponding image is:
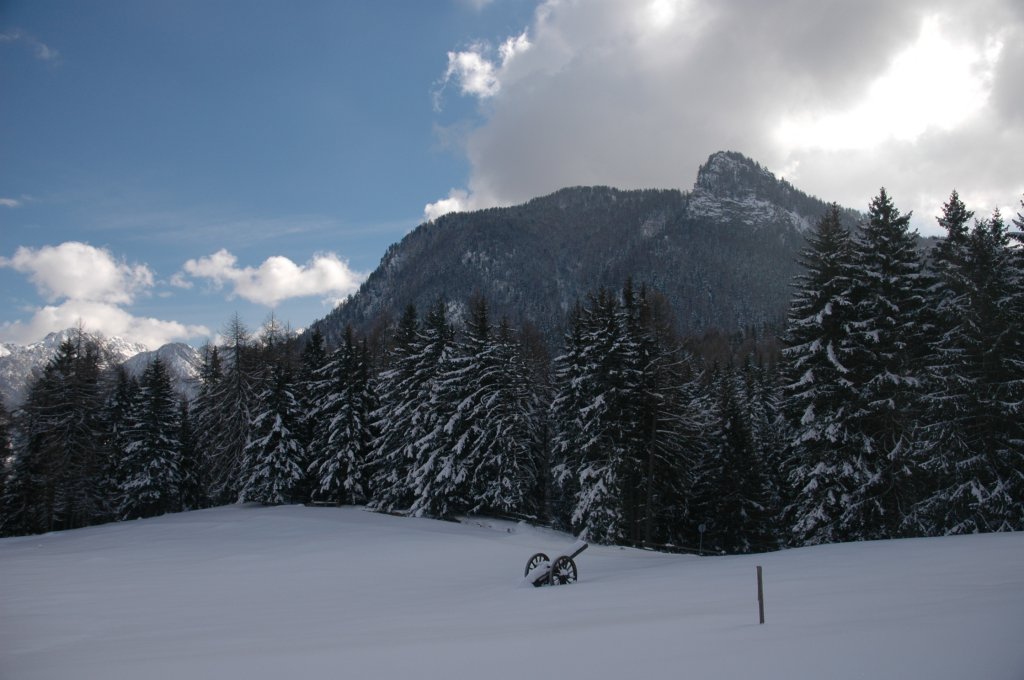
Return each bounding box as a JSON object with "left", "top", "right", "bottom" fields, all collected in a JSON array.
[
  {"left": 691, "top": 365, "right": 769, "bottom": 553},
  {"left": 550, "top": 288, "right": 637, "bottom": 544},
  {"left": 118, "top": 357, "right": 181, "bottom": 520},
  {"left": 403, "top": 300, "right": 459, "bottom": 519},
  {"left": 781, "top": 205, "right": 862, "bottom": 545},
  {"left": 916, "top": 207, "right": 1024, "bottom": 532},
  {"left": 308, "top": 326, "right": 373, "bottom": 505},
  {"left": 843, "top": 189, "right": 927, "bottom": 539},
  {"left": 238, "top": 359, "right": 305, "bottom": 506},
  {"left": 197, "top": 316, "right": 258, "bottom": 504},
  {"left": 177, "top": 399, "right": 203, "bottom": 510},
  {"left": 4, "top": 336, "right": 107, "bottom": 533},
  {"left": 366, "top": 304, "right": 422, "bottom": 512}
]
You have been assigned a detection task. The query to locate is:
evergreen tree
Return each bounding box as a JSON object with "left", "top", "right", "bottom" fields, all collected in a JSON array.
[
  {"left": 238, "top": 359, "right": 305, "bottom": 505},
  {"left": 781, "top": 205, "right": 863, "bottom": 545},
  {"left": 2, "top": 336, "right": 107, "bottom": 534},
  {"left": 366, "top": 304, "right": 422, "bottom": 512},
  {"left": 197, "top": 316, "right": 258, "bottom": 504},
  {"left": 843, "top": 189, "right": 927, "bottom": 539},
  {"left": 177, "top": 399, "right": 203, "bottom": 511},
  {"left": 691, "top": 365, "right": 769, "bottom": 553},
  {"left": 191, "top": 344, "right": 221, "bottom": 507},
  {"left": 308, "top": 326, "right": 373, "bottom": 505},
  {"left": 0, "top": 401, "right": 11, "bottom": 527},
  {"left": 436, "top": 297, "right": 543, "bottom": 518},
  {"left": 403, "top": 300, "right": 460, "bottom": 519},
  {"left": 118, "top": 357, "right": 181, "bottom": 520},
  {"left": 550, "top": 287, "right": 638, "bottom": 543},
  {"left": 915, "top": 207, "right": 1024, "bottom": 532}
]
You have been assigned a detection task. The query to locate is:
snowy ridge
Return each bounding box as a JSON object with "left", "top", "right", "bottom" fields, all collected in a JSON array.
[
  {"left": 122, "top": 342, "right": 202, "bottom": 401},
  {"left": 0, "top": 329, "right": 149, "bottom": 408},
  {"left": 686, "top": 151, "right": 831, "bottom": 232},
  {"left": 1, "top": 505, "right": 1022, "bottom": 680}
]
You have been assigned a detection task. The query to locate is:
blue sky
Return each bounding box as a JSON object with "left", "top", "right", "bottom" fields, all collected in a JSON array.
[{"left": 2, "top": 0, "right": 1022, "bottom": 348}]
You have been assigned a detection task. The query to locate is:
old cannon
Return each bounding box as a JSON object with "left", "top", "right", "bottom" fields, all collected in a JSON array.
[{"left": 523, "top": 540, "right": 589, "bottom": 587}]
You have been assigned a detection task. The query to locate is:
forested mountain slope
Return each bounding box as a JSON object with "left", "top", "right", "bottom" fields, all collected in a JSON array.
[{"left": 313, "top": 151, "right": 860, "bottom": 345}]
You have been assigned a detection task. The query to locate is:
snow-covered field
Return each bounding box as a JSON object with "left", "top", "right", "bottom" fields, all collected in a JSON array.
[{"left": 2, "top": 505, "right": 1022, "bottom": 680}]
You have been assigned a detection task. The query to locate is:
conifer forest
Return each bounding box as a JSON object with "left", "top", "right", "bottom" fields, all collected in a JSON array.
[{"left": 2, "top": 189, "right": 1023, "bottom": 553}]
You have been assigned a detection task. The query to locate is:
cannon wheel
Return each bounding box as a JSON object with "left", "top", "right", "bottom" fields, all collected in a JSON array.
[
  {"left": 524, "top": 552, "right": 550, "bottom": 578},
  {"left": 550, "top": 555, "right": 578, "bottom": 585}
]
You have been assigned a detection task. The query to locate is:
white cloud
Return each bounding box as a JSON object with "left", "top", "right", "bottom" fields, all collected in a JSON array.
[
  {"left": 0, "top": 198, "right": 21, "bottom": 208},
  {"left": 424, "top": 188, "right": 475, "bottom": 221},
  {"left": 437, "top": 30, "right": 531, "bottom": 105},
  {"left": 0, "top": 242, "right": 153, "bottom": 305},
  {"left": 0, "top": 301, "right": 209, "bottom": 350},
  {"left": 0, "top": 242, "right": 209, "bottom": 349},
  {"left": 0, "top": 29, "right": 60, "bottom": 62},
  {"left": 180, "top": 250, "right": 365, "bottom": 307},
  {"left": 429, "top": 0, "right": 1024, "bottom": 235},
  {"left": 775, "top": 16, "right": 1003, "bottom": 152}
]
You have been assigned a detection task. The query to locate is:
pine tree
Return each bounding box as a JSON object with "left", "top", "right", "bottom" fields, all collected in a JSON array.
[
  {"left": 118, "top": 357, "right": 181, "bottom": 520},
  {"left": 781, "top": 205, "right": 863, "bottom": 545},
  {"left": 403, "top": 300, "right": 460, "bottom": 519},
  {"left": 2, "top": 335, "right": 107, "bottom": 533},
  {"left": 915, "top": 206, "right": 1024, "bottom": 533},
  {"left": 691, "top": 365, "right": 769, "bottom": 553},
  {"left": 435, "top": 297, "right": 543, "bottom": 518},
  {"left": 843, "top": 188, "right": 928, "bottom": 539},
  {"left": 308, "top": 326, "right": 373, "bottom": 505},
  {"left": 470, "top": 316, "right": 544, "bottom": 517},
  {"left": 0, "top": 401, "right": 11, "bottom": 528},
  {"left": 196, "top": 316, "right": 259, "bottom": 504},
  {"left": 238, "top": 359, "right": 305, "bottom": 506},
  {"left": 550, "top": 287, "right": 639, "bottom": 544},
  {"left": 177, "top": 399, "right": 202, "bottom": 510},
  {"left": 366, "top": 304, "right": 422, "bottom": 512}
]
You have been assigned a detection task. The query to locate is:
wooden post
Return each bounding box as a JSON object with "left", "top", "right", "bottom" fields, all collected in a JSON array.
[{"left": 756, "top": 565, "right": 765, "bottom": 625}]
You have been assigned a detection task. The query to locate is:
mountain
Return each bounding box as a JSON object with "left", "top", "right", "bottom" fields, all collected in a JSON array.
[
  {"left": 0, "top": 331, "right": 200, "bottom": 408},
  {"left": 0, "top": 329, "right": 149, "bottom": 408},
  {"left": 122, "top": 342, "right": 202, "bottom": 401},
  {"left": 312, "top": 151, "right": 861, "bottom": 346}
]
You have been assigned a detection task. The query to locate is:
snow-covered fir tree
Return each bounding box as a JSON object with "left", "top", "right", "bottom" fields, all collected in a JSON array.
[
  {"left": 402, "top": 301, "right": 460, "bottom": 519},
  {"left": 914, "top": 204, "right": 1024, "bottom": 533},
  {"left": 550, "top": 287, "right": 642, "bottom": 544},
  {"left": 237, "top": 320, "right": 306, "bottom": 505},
  {"left": 2, "top": 335, "right": 107, "bottom": 534},
  {"left": 366, "top": 301, "right": 456, "bottom": 516},
  {"left": 177, "top": 399, "right": 202, "bottom": 511},
  {"left": 690, "top": 364, "right": 770, "bottom": 553},
  {"left": 195, "top": 316, "right": 259, "bottom": 504},
  {"left": 117, "top": 357, "right": 181, "bottom": 520},
  {"left": 843, "top": 189, "right": 928, "bottom": 540},
  {"left": 365, "top": 304, "right": 422, "bottom": 513},
  {"left": 781, "top": 205, "right": 864, "bottom": 545},
  {"left": 307, "top": 326, "right": 373, "bottom": 506},
  {"left": 435, "top": 297, "right": 543, "bottom": 518}
]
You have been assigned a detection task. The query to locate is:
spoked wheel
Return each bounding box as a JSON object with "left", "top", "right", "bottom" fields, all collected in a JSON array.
[
  {"left": 549, "top": 556, "right": 578, "bottom": 585},
  {"left": 524, "top": 552, "right": 550, "bottom": 578}
]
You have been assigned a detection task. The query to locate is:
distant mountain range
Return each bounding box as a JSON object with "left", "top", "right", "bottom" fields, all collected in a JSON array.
[
  {"left": 0, "top": 331, "right": 201, "bottom": 409},
  {"left": 311, "top": 151, "right": 861, "bottom": 347}
]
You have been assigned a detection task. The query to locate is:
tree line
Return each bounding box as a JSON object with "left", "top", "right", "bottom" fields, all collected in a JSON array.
[{"left": 1, "top": 188, "right": 1022, "bottom": 551}]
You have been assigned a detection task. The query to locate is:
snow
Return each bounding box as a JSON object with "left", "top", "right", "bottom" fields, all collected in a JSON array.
[{"left": 2, "top": 505, "right": 1022, "bottom": 680}]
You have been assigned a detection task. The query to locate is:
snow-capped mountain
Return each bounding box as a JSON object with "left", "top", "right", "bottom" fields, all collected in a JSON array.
[
  {"left": 0, "top": 330, "right": 199, "bottom": 408},
  {"left": 122, "top": 342, "right": 202, "bottom": 401}
]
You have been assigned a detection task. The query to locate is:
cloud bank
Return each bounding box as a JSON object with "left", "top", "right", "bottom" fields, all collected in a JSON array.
[
  {"left": 429, "top": 0, "right": 1024, "bottom": 232},
  {"left": 0, "top": 242, "right": 208, "bottom": 349},
  {"left": 180, "top": 250, "right": 365, "bottom": 307}
]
